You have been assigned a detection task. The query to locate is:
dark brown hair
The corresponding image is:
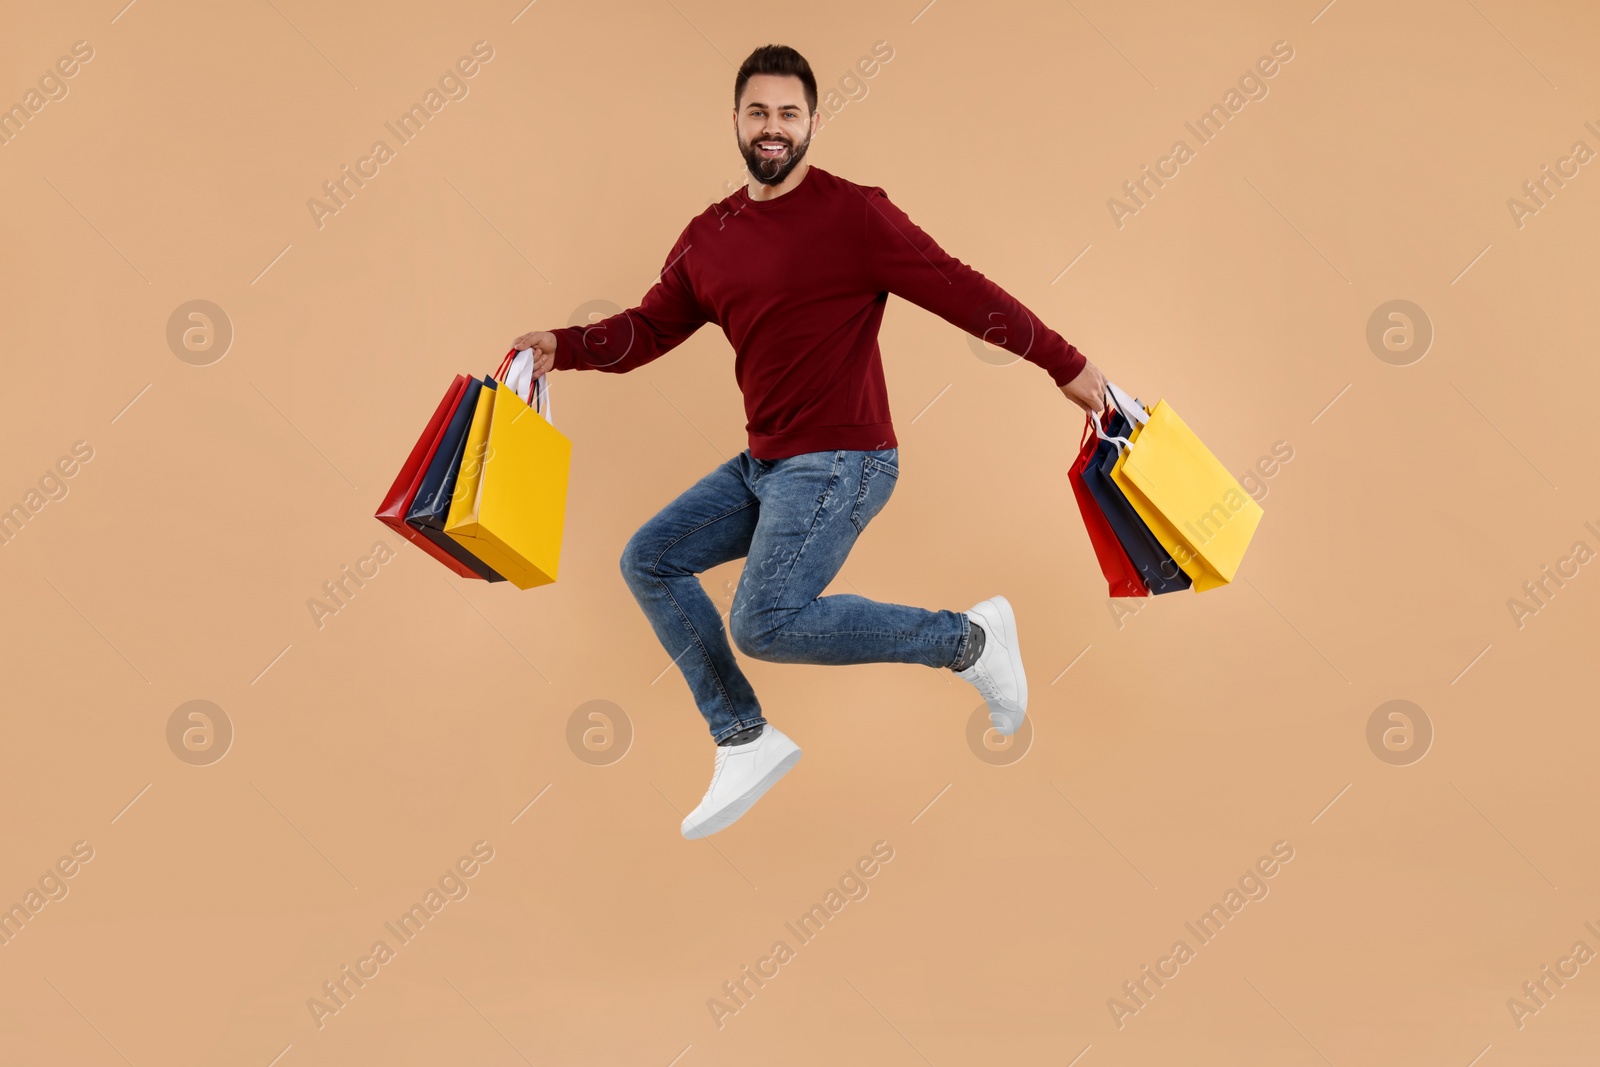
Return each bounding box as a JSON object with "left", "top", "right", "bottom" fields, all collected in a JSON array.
[{"left": 734, "top": 45, "right": 817, "bottom": 115}]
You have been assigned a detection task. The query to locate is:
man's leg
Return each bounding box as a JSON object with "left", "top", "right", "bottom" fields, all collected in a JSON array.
[
  {"left": 618, "top": 452, "right": 766, "bottom": 744},
  {"left": 731, "top": 447, "right": 1028, "bottom": 736},
  {"left": 729, "top": 448, "right": 975, "bottom": 669},
  {"left": 622, "top": 451, "right": 809, "bottom": 840}
]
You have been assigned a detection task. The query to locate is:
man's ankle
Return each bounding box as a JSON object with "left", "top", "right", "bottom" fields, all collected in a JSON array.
[
  {"left": 718, "top": 723, "right": 765, "bottom": 746},
  {"left": 950, "top": 619, "right": 986, "bottom": 671}
]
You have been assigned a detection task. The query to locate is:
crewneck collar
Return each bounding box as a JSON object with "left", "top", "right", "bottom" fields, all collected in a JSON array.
[{"left": 737, "top": 164, "right": 820, "bottom": 209}]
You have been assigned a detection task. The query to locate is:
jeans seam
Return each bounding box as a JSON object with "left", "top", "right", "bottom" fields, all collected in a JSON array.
[
  {"left": 651, "top": 573, "right": 743, "bottom": 724},
  {"left": 781, "top": 630, "right": 950, "bottom": 641},
  {"left": 850, "top": 456, "right": 898, "bottom": 533},
  {"left": 641, "top": 497, "right": 760, "bottom": 729},
  {"left": 713, "top": 716, "right": 768, "bottom": 744},
  {"left": 769, "top": 451, "right": 844, "bottom": 612},
  {"left": 645, "top": 498, "right": 757, "bottom": 577},
  {"left": 850, "top": 456, "right": 872, "bottom": 533},
  {"left": 948, "top": 611, "right": 972, "bottom": 670}
]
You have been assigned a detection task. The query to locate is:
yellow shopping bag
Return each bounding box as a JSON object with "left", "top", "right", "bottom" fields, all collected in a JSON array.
[
  {"left": 445, "top": 368, "right": 571, "bottom": 590},
  {"left": 1104, "top": 384, "right": 1262, "bottom": 592},
  {"left": 448, "top": 377, "right": 498, "bottom": 524}
]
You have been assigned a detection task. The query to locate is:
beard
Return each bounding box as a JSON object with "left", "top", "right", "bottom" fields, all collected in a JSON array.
[{"left": 739, "top": 130, "right": 811, "bottom": 186}]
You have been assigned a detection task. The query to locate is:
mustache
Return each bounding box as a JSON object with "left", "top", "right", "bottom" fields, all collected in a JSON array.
[{"left": 740, "top": 129, "right": 809, "bottom": 184}]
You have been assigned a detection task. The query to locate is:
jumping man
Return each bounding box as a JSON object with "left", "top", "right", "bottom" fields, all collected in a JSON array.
[{"left": 512, "top": 44, "right": 1108, "bottom": 839}]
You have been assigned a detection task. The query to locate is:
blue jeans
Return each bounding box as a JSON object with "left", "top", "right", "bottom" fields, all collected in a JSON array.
[{"left": 620, "top": 448, "right": 975, "bottom": 743}]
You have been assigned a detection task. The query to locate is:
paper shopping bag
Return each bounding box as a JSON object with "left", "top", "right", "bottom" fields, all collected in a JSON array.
[
  {"left": 375, "top": 375, "right": 487, "bottom": 580},
  {"left": 1109, "top": 394, "right": 1263, "bottom": 592},
  {"left": 442, "top": 375, "right": 498, "bottom": 538},
  {"left": 1088, "top": 409, "right": 1191, "bottom": 595},
  {"left": 1069, "top": 410, "right": 1149, "bottom": 598},
  {"left": 444, "top": 368, "right": 571, "bottom": 590},
  {"left": 407, "top": 376, "right": 507, "bottom": 583}
]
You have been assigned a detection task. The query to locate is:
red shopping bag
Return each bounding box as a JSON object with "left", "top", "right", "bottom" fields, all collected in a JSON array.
[
  {"left": 375, "top": 375, "right": 486, "bottom": 580},
  {"left": 1069, "top": 410, "right": 1149, "bottom": 598}
]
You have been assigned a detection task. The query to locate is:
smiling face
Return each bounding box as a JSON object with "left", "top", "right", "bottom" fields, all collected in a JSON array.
[{"left": 734, "top": 73, "right": 819, "bottom": 186}]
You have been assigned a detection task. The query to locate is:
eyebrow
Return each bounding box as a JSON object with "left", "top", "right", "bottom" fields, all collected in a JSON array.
[{"left": 745, "top": 102, "right": 802, "bottom": 111}]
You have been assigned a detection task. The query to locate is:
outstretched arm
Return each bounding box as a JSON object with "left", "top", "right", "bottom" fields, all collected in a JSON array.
[
  {"left": 510, "top": 229, "right": 710, "bottom": 377},
  {"left": 861, "top": 186, "right": 1105, "bottom": 414}
]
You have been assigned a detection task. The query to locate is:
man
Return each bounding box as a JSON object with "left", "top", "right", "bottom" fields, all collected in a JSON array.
[{"left": 512, "top": 44, "right": 1107, "bottom": 840}]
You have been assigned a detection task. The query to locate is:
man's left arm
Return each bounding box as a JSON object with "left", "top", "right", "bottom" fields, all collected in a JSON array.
[{"left": 861, "top": 185, "right": 1105, "bottom": 413}]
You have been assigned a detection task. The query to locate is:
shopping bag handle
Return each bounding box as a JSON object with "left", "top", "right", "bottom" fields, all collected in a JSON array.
[
  {"left": 496, "top": 347, "right": 554, "bottom": 426},
  {"left": 1089, "top": 381, "right": 1148, "bottom": 451},
  {"left": 1079, "top": 406, "right": 1113, "bottom": 450},
  {"left": 1107, "top": 381, "right": 1148, "bottom": 425}
]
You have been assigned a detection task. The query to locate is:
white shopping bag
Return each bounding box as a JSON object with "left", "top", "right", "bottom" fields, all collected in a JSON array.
[{"left": 505, "top": 348, "right": 552, "bottom": 422}]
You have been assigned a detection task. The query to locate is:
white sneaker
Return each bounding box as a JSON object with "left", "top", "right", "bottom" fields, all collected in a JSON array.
[
  {"left": 956, "top": 596, "right": 1028, "bottom": 735},
  {"left": 681, "top": 725, "right": 802, "bottom": 839}
]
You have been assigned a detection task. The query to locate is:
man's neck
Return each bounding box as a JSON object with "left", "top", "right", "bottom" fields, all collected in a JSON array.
[{"left": 745, "top": 159, "right": 811, "bottom": 203}]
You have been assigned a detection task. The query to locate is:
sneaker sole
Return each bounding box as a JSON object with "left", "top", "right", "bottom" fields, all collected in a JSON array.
[{"left": 682, "top": 746, "right": 802, "bottom": 839}]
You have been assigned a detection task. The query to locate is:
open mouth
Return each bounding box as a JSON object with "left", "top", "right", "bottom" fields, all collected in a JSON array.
[{"left": 756, "top": 140, "right": 788, "bottom": 158}]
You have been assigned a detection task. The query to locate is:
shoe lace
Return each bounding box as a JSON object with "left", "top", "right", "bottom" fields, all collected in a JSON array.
[
  {"left": 969, "top": 661, "right": 997, "bottom": 696},
  {"left": 706, "top": 745, "right": 731, "bottom": 794}
]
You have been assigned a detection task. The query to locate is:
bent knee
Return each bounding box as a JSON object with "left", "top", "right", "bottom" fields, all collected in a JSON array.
[
  {"left": 731, "top": 605, "right": 800, "bottom": 660},
  {"left": 619, "top": 535, "right": 655, "bottom": 588},
  {"left": 729, "top": 612, "right": 773, "bottom": 659},
  {"left": 621, "top": 528, "right": 705, "bottom": 590}
]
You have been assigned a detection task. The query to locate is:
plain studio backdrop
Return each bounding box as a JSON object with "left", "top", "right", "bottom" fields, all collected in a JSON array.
[{"left": 0, "top": 1, "right": 1597, "bottom": 1064}]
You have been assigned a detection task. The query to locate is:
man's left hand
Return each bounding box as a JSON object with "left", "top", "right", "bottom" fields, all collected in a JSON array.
[{"left": 1059, "top": 358, "right": 1107, "bottom": 414}]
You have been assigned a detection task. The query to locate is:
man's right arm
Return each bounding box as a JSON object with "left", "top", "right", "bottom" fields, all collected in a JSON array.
[{"left": 548, "top": 230, "right": 710, "bottom": 374}]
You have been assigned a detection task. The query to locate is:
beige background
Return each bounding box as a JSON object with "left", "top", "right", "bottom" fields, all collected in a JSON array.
[{"left": 2, "top": 0, "right": 1597, "bottom": 1063}]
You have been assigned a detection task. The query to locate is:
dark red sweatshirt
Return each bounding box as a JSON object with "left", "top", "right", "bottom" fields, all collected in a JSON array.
[{"left": 550, "top": 165, "right": 1087, "bottom": 459}]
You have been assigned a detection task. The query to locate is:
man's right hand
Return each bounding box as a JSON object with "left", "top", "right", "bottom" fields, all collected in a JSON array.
[{"left": 509, "top": 331, "right": 558, "bottom": 377}]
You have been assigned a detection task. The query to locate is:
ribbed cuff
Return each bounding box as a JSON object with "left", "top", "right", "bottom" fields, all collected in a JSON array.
[{"left": 1047, "top": 344, "right": 1089, "bottom": 388}]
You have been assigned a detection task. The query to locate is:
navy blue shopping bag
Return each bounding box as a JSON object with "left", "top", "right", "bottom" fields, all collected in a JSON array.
[
  {"left": 406, "top": 376, "right": 507, "bottom": 583},
  {"left": 1083, "top": 409, "right": 1191, "bottom": 595}
]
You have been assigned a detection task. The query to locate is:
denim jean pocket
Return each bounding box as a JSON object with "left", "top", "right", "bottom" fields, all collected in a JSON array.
[{"left": 850, "top": 454, "right": 899, "bottom": 533}]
